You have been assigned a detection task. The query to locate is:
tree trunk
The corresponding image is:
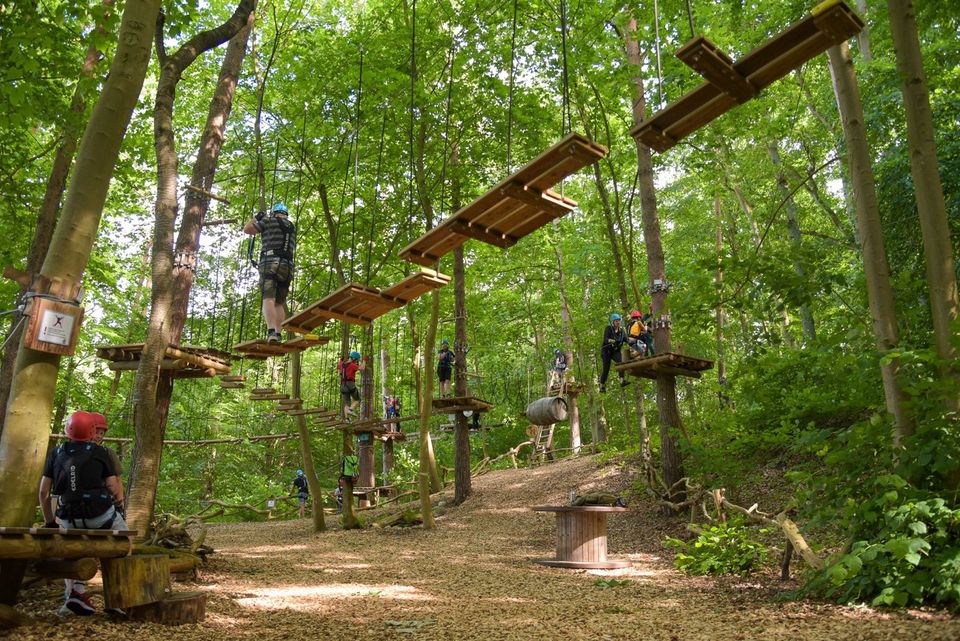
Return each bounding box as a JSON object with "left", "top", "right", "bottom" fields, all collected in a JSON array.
[
  {"left": 0, "top": 0, "right": 162, "bottom": 528},
  {"left": 127, "top": 3, "right": 255, "bottom": 533},
  {"left": 715, "top": 195, "right": 732, "bottom": 408},
  {"left": 553, "top": 241, "right": 581, "bottom": 453},
  {"left": 417, "top": 288, "right": 440, "bottom": 528},
  {"left": 0, "top": 2, "right": 112, "bottom": 438},
  {"left": 855, "top": 0, "right": 873, "bottom": 62},
  {"left": 827, "top": 42, "right": 913, "bottom": 443},
  {"left": 768, "top": 142, "right": 816, "bottom": 342},
  {"left": 380, "top": 348, "right": 394, "bottom": 478},
  {"left": 886, "top": 0, "right": 959, "bottom": 401},
  {"left": 291, "top": 348, "right": 325, "bottom": 532},
  {"left": 453, "top": 245, "right": 471, "bottom": 504},
  {"left": 625, "top": 13, "right": 686, "bottom": 502},
  {"left": 340, "top": 325, "right": 360, "bottom": 529},
  {"left": 357, "top": 323, "right": 376, "bottom": 504}
]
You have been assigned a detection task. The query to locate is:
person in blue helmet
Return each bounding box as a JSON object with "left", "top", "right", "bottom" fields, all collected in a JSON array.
[
  {"left": 337, "top": 351, "right": 365, "bottom": 419},
  {"left": 292, "top": 469, "right": 309, "bottom": 518},
  {"left": 437, "top": 339, "right": 455, "bottom": 398},
  {"left": 243, "top": 202, "right": 296, "bottom": 343},
  {"left": 599, "top": 313, "right": 630, "bottom": 393}
]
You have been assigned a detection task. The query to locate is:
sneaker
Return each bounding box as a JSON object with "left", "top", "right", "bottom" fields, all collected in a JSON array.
[
  {"left": 599, "top": 384, "right": 606, "bottom": 393},
  {"left": 105, "top": 607, "right": 127, "bottom": 618},
  {"left": 620, "top": 379, "right": 631, "bottom": 388},
  {"left": 267, "top": 330, "right": 280, "bottom": 343},
  {"left": 65, "top": 590, "right": 95, "bottom": 616}
]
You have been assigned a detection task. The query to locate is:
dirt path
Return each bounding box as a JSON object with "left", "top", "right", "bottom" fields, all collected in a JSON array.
[{"left": 9, "top": 455, "right": 960, "bottom": 640}]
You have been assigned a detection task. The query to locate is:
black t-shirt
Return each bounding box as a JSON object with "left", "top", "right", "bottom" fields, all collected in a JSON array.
[
  {"left": 293, "top": 476, "right": 309, "bottom": 494},
  {"left": 43, "top": 441, "right": 115, "bottom": 493}
]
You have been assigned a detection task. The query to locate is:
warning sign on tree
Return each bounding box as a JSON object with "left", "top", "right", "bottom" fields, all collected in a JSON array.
[
  {"left": 25, "top": 297, "right": 84, "bottom": 356},
  {"left": 39, "top": 309, "right": 74, "bottom": 346}
]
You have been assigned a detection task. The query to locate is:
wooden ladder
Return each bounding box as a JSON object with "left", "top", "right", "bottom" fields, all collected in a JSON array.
[{"left": 534, "top": 424, "right": 555, "bottom": 463}]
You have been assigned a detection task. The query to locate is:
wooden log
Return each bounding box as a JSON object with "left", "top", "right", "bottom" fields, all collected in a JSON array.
[
  {"left": 0, "top": 532, "right": 132, "bottom": 560},
  {"left": 27, "top": 557, "right": 98, "bottom": 581},
  {"left": 0, "top": 603, "right": 34, "bottom": 631},
  {"left": 127, "top": 591, "right": 207, "bottom": 625},
  {"left": 525, "top": 396, "right": 568, "bottom": 424},
  {"left": 101, "top": 554, "right": 171, "bottom": 610},
  {"left": 774, "top": 513, "right": 824, "bottom": 570}
]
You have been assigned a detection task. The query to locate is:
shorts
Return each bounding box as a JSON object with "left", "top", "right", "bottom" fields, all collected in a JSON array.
[
  {"left": 437, "top": 367, "right": 451, "bottom": 383},
  {"left": 259, "top": 260, "right": 292, "bottom": 305},
  {"left": 297, "top": 492, "right": 309, "bottom": 505},
  {"left": 340, "top": 382, "right": 360, "bottom": 402}
]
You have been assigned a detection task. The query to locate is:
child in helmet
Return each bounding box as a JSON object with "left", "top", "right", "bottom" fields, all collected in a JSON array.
[
  {"left": 599, "top": 313, "right": 630, "bottom": 393},
  {"left": 625, "top": 309, "right": 647, "bottom": 358},
  {"left": 437, "top": 339, "right": 455, "bottom": 398},
  {"left": 38, "top": 411, "right": 126, "bottom": 616},
  {"left": 292, "top": 469, "right": 309, "bottom": 518},
  {"left": 337, "top": 352, "right": 365, "bottom": 419},
  {"left": 550, "top": 348, "right": 568, "bottom": 389}
]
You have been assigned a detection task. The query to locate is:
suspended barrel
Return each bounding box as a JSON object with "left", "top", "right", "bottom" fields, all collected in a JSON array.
[{"left": 525, "top": 397, "right": 568, "bottom": 425}]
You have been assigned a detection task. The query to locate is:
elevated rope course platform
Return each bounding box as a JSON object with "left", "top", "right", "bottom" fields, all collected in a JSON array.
[
  {"left": 95, "top": 343, "right": 231, "bottom": 378},
  {"left": 283, "top": 270, "right": 450, "bottom": 332},
  {"left": 399, "top": 133, "right": 608, "bottom": 266},
  {"left": 615, "top": 352, "right": 714, "bottom": 379},
  {"left": 631, "top": 0, "right": 863, "bottom": 152},
  {"left": 231, "top": 334, "right": 330, "bottom": 359},
  {"left": 431, "top": 396, "right": 494, "bottom": 414}
]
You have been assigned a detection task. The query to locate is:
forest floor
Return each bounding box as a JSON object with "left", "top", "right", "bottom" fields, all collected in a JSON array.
[{"left": 8, "top": 454, "right": 960, "bottom": 640}]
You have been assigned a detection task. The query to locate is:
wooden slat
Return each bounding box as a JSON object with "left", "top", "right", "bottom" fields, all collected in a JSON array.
[
  {"left": 631, "top": 2, "right": 864, "bottom": 152},
  {"left": 399, "top": 133, "right": 607, "bottom": 265},
  {"left": 615, "top": 352, "right": 714, "bottom": 379},
  {"left": 283, "top": 283, "right": 404, "bottom": 332},
  {"left": 676, "top": 36, "right": 755, "bottom": 102}
]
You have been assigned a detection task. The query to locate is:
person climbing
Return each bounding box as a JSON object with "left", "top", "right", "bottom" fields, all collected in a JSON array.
[
  {"left": 437, "top": 338, "right": 455, "bottom": 398},
  {"left": 243, "top": 202, "right": 296, "bottom": 343},
  {"left": 599, "top": 313, "right": 630, "bottom": 393},
  {"left": 549, "top": 348, "right": 567, "bottom": 388},
  {"left": 292, "top": 469, "right": 309, "bottom": 518},
  {"left": 384, "top": 395, "right": 401, "bottom": 433},
  {"left": 639, "top": 307, "right": 656, "bottom": 357},
  {"left": 38, "top": 411, "right": 127, "bottom": 617},
  {"left": 625, "top": 310, "right": 647, "bottom": 359},
  {"left": 338, "top": 351, "right": 365, "bottom": 419}
]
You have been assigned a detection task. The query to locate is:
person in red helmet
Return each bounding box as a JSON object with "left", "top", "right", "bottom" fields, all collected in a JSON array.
[
  {"left": 625, "top": 309, "right": 647, "bottom": 359},
  {"left": 90, "top": 412, "right": 122, "bottom": 479},
  {"left": 38, "top": 411, "right": 126, "bottom": 616}
]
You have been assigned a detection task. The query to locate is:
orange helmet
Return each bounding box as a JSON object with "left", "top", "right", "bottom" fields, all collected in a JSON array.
[
  {"left": 65, "top": 411, "right": 98, "bottom": 442},
  {"left": 630, "top": 309, "right": 642, "bottom": 319}
]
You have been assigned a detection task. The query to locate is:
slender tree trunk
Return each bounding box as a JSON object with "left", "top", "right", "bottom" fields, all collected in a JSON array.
[
  {"left": 715, "top": 195, "right": 732, "bottom": 408},
  {"left": 127, "top": 3, "right": 255, "bottom": 533},
  {"left": 886, "top": 0, "right": 959, "bottom": 401},
  {"left": 0, "top": 0, "right": 162, "bottom": 529},
  {"left": 625, "top": 13, "right": 686, "bottom": 502},
  {"left": 553, "top": 241, "right": 581, "bottom": 453},
  {"left": 417, "top": 289, "right": 440, "bottom": 528},
  {"left": 291, "top": 348, "right": 324, "bottom": 532},
  {"left": 828, "top": 42, "right": 913, "bottom": 443},
  {"left": 357, "top": 323, "right": 376, "bottom": 504},
  {"left": 451, "top": 141, "right": 472, "bottom": 504},
  {"left": 0, "top": 1, "right": 112, "bottom": 437},
  {"left": 339, "top": 325, "right": 360, "bottom": 529},
  {"left": 380, "top": 348, "right": 394, "bottom": 478},
  {"left": 855, "top": 0, "right": 873, "bottom": 62},
  {"left": 769, "top": 142, "right": 817, "bottom": 342}
]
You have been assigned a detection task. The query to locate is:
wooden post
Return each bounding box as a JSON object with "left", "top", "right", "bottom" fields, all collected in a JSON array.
[{"left": 101, "top": 554, "right": 171, "bottom": 609}]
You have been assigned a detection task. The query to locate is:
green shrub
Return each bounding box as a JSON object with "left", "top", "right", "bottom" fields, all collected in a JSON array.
[
  {"left": 805, "top": 475, "right": 960, "bottom": 608},
  {"left": 664, "top": 519, "right": 769, "bottom": 576}
]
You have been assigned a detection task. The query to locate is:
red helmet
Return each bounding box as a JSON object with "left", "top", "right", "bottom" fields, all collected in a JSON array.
[
  {"left": 90, "top": 412, "right": 108, "bottom": 431},
  {"left": 65, "top": 411, "right": 98, "bottom": 442},
  {"left": 630, "top": 309, "right": 642, "bottom": 319}
]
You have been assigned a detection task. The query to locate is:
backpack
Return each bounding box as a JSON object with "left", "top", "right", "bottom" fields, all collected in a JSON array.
[
  {"left": 259, "top": 216, "right": 296, "bottom": 263},
  {"left": 341, "top": 455, "right": 360, "bottom": 482},
  {"left": 52, "top": 442, "right": 112, "bottom": 520}
]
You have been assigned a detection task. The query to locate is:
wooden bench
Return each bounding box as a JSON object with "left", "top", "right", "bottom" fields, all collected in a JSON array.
[{"left": 532, "top": 506, "right": 631, "bottom": 569}]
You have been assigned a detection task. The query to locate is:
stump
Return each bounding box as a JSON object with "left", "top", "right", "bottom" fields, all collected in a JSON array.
[
  {"left": 101, "top": 554, "right": 171, "bottom": 609},
  {"left": 127, "top": 591, "right": 207, "bottom": 625}
]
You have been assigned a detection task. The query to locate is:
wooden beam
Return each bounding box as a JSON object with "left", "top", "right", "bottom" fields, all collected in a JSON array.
[
  {"left": 676, "top": 36, "right": 756, "bottom": 102},
  {"left": 447, "top": 220, "right": 517, "bottom": 248},
  {"left": 499, "top": 181, "right": 575, "bottom": 219}
]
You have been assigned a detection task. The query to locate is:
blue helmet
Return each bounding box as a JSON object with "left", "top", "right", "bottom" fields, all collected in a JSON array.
[
  {"left": 350, "top": 351, "right": 361, "bottom": 360},
  {"left": 296, "top": 469, "right": 304, "bottom": 476},
  {"left": 610, "top": 313, "right": 622, "bottom": 322},
  {"left": 272, "top": 202, "right": 289, "bottom": 214},
  {"left": 441, "top": 338, "right": 449, "bottom": 345}
]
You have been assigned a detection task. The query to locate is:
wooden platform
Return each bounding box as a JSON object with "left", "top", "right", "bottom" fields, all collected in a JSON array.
[
  {"left": 232, "top": 334, "right": 330, "bottom": 359},
  {"left": 249, "top": 393, "right": 290, "bottom": 401},
  {"left": 398, "top": 133, "right": 608, "bottom": 266},
  {"left": 431, "top": 396, "right": 494, "bottom": 414},
  {"left": 630, "top": 1, "right": 863, "bottom": 152},
  {"left": 219, "top": 381, "right": 244, "bottom": 389},
  {"left": 549, "top": 381, "right": 585, "bottom": 396},
  {"left": 532, "top": 506, "right": 630, "bottom": 569},
  {"left": 614, "top": 352, "right": 714, "bottom": 379},
  {"left": 0, "top": 526, "right": 137, "bottom": 560},
  {"left": 283, "top": 271, "right": 450, "bottom": 332},
  {"left": 95, "top": 343, "right": 231, "bottom": 378}
]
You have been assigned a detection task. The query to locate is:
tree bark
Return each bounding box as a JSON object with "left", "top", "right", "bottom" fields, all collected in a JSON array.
[
  {"left": 127, "top": 1, "right": 255, "bottom": 533},
  {"left": 553, "top": 241, "right": 581, "bottom": 453},
  {"left": 452, "top": 141, "right": 471, "bottom": 504},
  {"left": 769, "top": 142, "right": 816, "bottom": 343},
  {"left": 0, "top": 0, "right": 162, "bottom": 528},
  {"left": 625, "top": 13, "right": 685, "bottom": 502},
  {"left": 380, "top": 348, "right": 394, "bottom": 477},
  {"left": 886, "top": 0, "right": 959, "bottom": 401},
  {"left": 827, "top": 42, "right": 913, "bottom": 443},
  {"left": 292, "top": 347, "right": 325, "bottom": 532}
]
